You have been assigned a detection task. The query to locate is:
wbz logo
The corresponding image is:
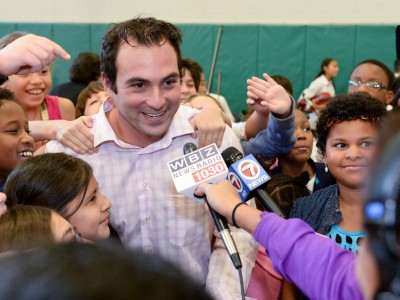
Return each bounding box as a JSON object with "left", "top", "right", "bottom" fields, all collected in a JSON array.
[{"left": 169, "top": 144, "right": 219, "bottom": 172}]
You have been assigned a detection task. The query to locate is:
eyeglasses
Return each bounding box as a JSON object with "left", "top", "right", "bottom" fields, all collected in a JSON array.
[
  {"left": 348, "top": 80, "right": 387, "bottom": 90},
  {"left": 326, "top": 115, "right": 380, "bottom": 129}
]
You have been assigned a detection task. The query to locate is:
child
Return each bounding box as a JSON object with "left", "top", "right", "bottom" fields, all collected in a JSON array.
[
  {"left": 290, "top": 93, "right": 387, "bottom": 254},
  {"left": 75, "top": 81, "right": 107, "bottom": 118},
  {"left": 193, "top": 106, "right": 400, "bottom": 300},
  {"left": 0, "top": 88, "right": 34, "bottom": 192},
  {"left": 348, "top": 59, "right": 394, "bottom": 107},
  {"left": 5, "top": 153, "right": 112, "bottom": 242},
  {"left": 0, "top": 205, "right": 75, "bottom": 254},
  {"left": 271, "top": 109, "right": 336, "bottom": 192},
  {"left": 0, "top": 32, "right": 75, "bottom": 122},
  {"left": 298, "top": 58, "right": 339, "bottom": 129},
  {"left": 180, "top": 58, "right": 200, "bottom": 103}
]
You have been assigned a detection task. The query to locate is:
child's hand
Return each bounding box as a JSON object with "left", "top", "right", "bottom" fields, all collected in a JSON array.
[
  {"left": 56, "top": 116, "right": 96, "bottom": 154},
  {"left": 189, "top": 105, "right": 228, "bottom": 148},
  {"left": 247, "top": 73, "right": 292, "bottom": 118},
  {"left": 194, "top": 180, "right": 242, "bottom": 223},
  {"left": 0, "top": 34, "right": 70, "bottom": 76}
]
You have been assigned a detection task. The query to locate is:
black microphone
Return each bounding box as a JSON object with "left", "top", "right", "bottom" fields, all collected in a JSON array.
[
  {"left": 396, "top": 25, "right": 400, "bottom": 61},
  {"left": 183, "top": 143, "right": 242, "bottom": 269},
  {"left": 222, "top": 147, "right": 286, "bottom": 218}
]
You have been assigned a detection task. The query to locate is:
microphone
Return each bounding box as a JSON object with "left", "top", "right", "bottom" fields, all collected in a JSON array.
[
  {"left": 396, "top": 25, "right": 400, "bottom": 60},
  {"left": 222, "top": 147, "right": 286, "bottom": 218},
  {"left": 168, "top": 142, "right": 242, "bottom": 269}
]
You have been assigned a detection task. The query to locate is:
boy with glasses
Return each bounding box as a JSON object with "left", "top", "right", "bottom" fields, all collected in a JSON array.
[{"left": 348, "top": 59, "right": 394, "bottom": 107}]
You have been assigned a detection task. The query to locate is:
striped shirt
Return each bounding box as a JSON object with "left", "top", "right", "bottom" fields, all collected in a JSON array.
[{"left": 46, "top": 98, "right": 258, "bottom": 299}]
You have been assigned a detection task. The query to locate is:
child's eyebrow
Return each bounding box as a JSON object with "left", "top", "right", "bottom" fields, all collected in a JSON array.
[{"left": 3, "top": 120, "right": 20, "bottom": 126}]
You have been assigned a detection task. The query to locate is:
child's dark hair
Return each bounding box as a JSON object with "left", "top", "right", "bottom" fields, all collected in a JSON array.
[
  {"left": 5, "top": 153, "right": 93, "bottom": 218},
  {"left": 0, "top": 242, "right": 214, "bottom": 300},
  {"left": 262, "top": 172, "right": 310, "bottom": 217},
  {"left": 353, "top": 59, "right": 394, "bottom": 91},
  {"left": 316, "top": 93, "right": 387, "bottom": 154},
  {"left": 315, "top": 58, "right": 335, "bottom": 79},
  {"left": 0, "top": 205, "right": 55, "bottom": 253},
  {"left": 75, "top": 81, "right": 104, "bottom": 118},
  {"left": 69, "top": 52, "right": 101, "bottom": 84},
  {"left": 182, "top": 58, "right": 202, "bottom": 91},
  {"left": 0, "top": 88, "right": 15, "bottom": 107},
  {"left": 270, "top": 74, "right": 293, "bottom": 96}
]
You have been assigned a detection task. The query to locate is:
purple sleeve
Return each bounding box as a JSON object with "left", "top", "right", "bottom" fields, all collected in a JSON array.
[{"left": 254, "top": 212, "right": 364, "bottom": 300}]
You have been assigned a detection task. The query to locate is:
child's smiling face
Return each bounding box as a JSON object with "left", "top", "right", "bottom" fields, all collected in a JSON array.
[{"left": 0, "top": 101, "right": 34, "bottom": 181}]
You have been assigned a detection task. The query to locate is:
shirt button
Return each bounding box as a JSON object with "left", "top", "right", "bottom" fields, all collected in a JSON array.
[
  {"left": 147, "top": 249, "right": 153, "bottom": 254},
  {"left": 145, "top": 217, "right": 151, "bottom": 223},
  {"left": 143, "top": 183, "right": 148, "bottom": 189}
]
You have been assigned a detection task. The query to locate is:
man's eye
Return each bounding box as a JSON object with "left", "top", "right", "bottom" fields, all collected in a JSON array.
[
  {"left": 165, "top": 79, "right": 178, "bottom": 86},
  {"left": 134, "top": 83, "right": 144, "bottom": 88}
]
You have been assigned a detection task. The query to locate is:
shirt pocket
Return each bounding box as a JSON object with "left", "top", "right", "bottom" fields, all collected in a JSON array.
[{"left": 167, "top": 195, "right": 212, "bottom": 247}]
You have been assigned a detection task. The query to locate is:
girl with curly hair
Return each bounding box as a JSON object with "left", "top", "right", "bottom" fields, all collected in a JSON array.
[{"left": 289, "top": 93, "right": 387, "bottom": 254}]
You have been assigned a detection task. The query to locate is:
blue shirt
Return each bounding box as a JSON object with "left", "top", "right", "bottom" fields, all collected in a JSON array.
[
  {"left": 326, "top": 224, "right": 365, "bottom": 254},
  {"left": 241, "top": 98, "right": 295, "bottom": 157},
  {"left": 289, "top": 184, "right": 342, "bottom": 235}
]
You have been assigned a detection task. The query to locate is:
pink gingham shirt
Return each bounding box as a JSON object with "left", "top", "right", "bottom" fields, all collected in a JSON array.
[{"left": 46, "top": 99, "right": 258, "bottom": 299}]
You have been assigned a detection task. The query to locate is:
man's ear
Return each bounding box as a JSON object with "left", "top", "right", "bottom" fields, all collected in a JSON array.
[{"left": 102, "top": 73, "right": 114, "bottom": 97}]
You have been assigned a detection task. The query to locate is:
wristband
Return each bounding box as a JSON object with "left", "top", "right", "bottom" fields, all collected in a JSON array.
[
  {"left": 0, "top": 75, "right": 8, "bottom": 85},
  {"left": 231, "top": 202, "right": 246, "bottom": 228}
]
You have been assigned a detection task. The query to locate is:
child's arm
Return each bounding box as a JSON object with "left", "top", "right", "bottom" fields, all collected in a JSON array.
[
  {"left": 29, "top": 117, "right": 94, "bottom": 154},
  {"left": 194, "top": 180, "right": 262, "bottom": 235},
  {"left": 245, "top": 73, "right": 292, "bottom": 139}
]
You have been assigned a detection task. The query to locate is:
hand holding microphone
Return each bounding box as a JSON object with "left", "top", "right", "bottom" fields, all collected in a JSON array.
[
  {"left": 194, "top": 180, "right": 243, "bottom": 222},
  {"left": 222, "top": 146, "right": 286, "bottom": 218},
  {"left": 168, "top": 142, "right": 242, "bottom": 269}
]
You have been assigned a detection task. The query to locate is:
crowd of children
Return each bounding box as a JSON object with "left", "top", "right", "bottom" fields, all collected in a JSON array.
[{"left": 0, "top": 17, "right": 399, "bottom": 300}]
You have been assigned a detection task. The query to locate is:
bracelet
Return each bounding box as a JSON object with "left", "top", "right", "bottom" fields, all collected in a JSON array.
[{"left": 231, "top": 202, "right": 246, "bottom": 228}]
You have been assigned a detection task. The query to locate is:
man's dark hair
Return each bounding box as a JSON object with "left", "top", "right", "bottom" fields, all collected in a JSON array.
[{"left": 101, "top": 17, "right": 183, "bottom": 94}]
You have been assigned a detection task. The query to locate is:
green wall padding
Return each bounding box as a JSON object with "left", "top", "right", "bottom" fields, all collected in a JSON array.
[{"left": 0, "top": 23, "right": 397, "bottom": 116}]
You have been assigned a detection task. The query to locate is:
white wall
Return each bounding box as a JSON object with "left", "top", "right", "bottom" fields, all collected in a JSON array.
[{"left": 3, "top": 0, "right": 399, "bottom": 24}]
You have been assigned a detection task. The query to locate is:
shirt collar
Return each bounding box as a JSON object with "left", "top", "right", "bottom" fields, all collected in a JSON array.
[{"left": 93, "top": 98, "right": 196, "bottom": 149}]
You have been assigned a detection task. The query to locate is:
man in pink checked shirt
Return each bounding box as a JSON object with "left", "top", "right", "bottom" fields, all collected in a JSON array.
[{"left": 46, "top": 17, "right": 258, "bottom": 299}]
